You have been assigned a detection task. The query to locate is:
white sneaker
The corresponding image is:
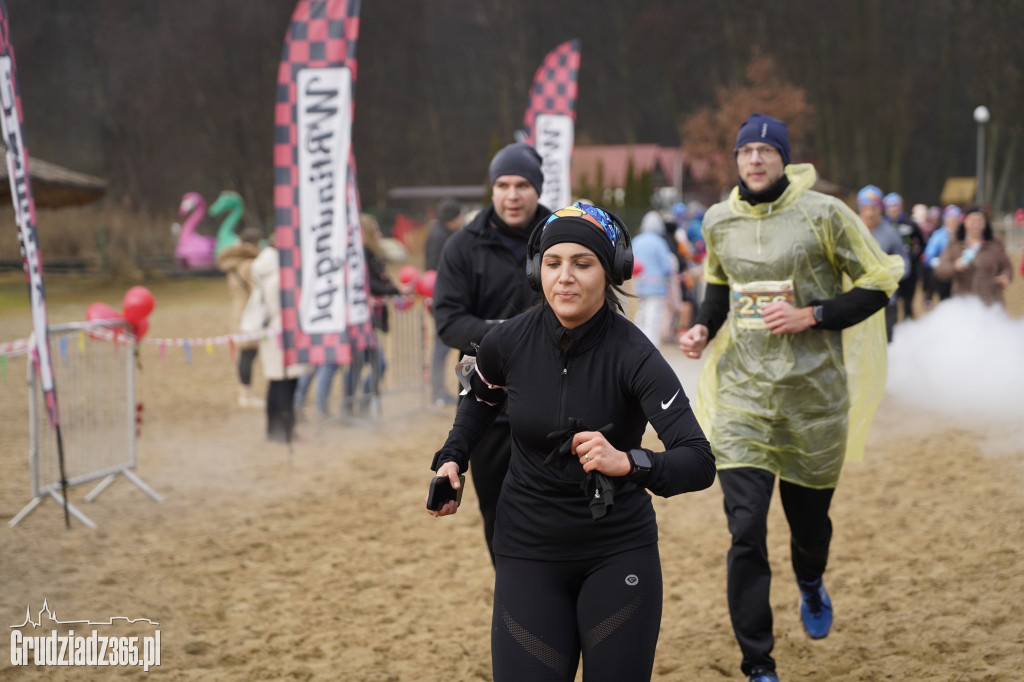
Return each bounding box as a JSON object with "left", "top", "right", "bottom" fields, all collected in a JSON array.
[{"left": 238, "top": 387, "right": 265, "bottom": 408}]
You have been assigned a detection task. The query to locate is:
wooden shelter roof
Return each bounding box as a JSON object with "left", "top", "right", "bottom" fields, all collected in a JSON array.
[{"left": 0, "top": 145, "right": 107, "bottom": 208}]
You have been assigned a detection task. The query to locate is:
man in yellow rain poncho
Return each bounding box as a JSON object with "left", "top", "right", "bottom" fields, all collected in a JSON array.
[{"left": 679, "top": 113, "right": 904, "bottom": 682}]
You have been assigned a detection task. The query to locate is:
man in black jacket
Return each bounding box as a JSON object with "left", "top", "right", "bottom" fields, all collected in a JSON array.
[{"left": 432, "top": 142, "right": 551, "bottom": 564}]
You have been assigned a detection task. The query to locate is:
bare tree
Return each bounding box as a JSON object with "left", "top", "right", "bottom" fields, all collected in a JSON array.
[{"left": 681, "top": 51, "right": 814, "bottom": 195}]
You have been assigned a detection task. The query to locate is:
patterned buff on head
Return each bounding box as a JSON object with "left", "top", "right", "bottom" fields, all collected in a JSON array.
[
  {"left": 943, "top": 205, "right": 963, "bottom": 220},
  {"left": 857, "top": 185, "right": 884, "bottom": 209},
  {"left": 539, "top": 202, "right": 618, "bottom": 276},
  {"left": 735, "top": 113, "right": 792, "bottom": 165}
]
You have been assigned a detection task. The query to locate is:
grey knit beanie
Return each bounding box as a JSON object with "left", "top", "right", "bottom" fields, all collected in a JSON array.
[{"left": 488, "top": 143, "right": 544, "bottom": 194}]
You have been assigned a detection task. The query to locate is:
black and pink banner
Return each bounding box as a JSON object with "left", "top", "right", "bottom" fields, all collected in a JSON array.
[
  {"left": 521, "top": 39, "right": 580, "bottom": 211},
  {"left": 0, "top": 0, "right": 59, "bottom": 427},
  {"left": 274, "top": 0, "right": 374, "bottom": 367}
]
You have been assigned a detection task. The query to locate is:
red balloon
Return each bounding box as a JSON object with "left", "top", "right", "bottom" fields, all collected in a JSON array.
[
  {"left": 415, "top": 270, "right": 437, "bottom": 298},
  {"left": 398, "top": 264, "right": 419, "bottom": 285},
  {"left": 122, "top": 286, "right": 155, "bottom": 325},
  {"left": 131, "top": 318, "right": 149, "bottom": 340},
  {"left": 632, "top": 261, "right": 645, "bottom": 276},
  {"left": 86, "top": 302, "right": 123, "bottom": 322}
]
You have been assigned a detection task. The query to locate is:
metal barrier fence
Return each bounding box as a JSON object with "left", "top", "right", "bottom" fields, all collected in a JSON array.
[
  {"left": 9, "top": 321, "right": 162, "bottom": 529},
  {"left": 317, "top": 295, "right": 433, "bottom": 430},
  {"left": 376, "top": 296, "right": 430, "bottom": 406}
]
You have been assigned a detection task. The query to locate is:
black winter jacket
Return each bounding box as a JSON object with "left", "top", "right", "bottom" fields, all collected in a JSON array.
[
  {"left": 432, "top": 303, "right": 715, "bottom": 560},
  {"left": 432, "top": 204, "right": 548, "bottom": 356}
]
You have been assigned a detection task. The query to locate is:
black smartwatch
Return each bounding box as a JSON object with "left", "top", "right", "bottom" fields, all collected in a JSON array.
[
  {"left": 626, "top": 448, "right": 652, "bottom": 481},
  {"left": 811, "top": 304, "right": 824, "bottom": 327}
]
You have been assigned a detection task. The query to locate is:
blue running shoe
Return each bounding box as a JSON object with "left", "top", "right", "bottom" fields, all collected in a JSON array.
[
  {"left": 798, "top": 577, "right": 833, "bottom": 639},
  {"left": 749, "top": 670, "right": 779, "bottom": 682}
]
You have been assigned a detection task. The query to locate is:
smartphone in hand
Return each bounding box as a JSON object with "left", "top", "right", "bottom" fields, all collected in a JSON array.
[{"left": 426, "top": 474, "right": 465, "bottom": 511}]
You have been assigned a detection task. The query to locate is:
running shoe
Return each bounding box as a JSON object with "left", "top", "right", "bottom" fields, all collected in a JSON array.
[{"left": 798, "top": 577, "right": 833, "bottom": 639}]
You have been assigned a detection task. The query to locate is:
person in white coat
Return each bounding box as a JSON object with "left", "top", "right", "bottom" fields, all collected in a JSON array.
[{"left": 250, "top": 235, "right": 310, "bottom": 442}]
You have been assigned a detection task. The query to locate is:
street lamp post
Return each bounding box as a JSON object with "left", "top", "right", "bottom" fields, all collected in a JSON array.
[{"left": 973, "top": 105, "right": 990, "bottom": 206}]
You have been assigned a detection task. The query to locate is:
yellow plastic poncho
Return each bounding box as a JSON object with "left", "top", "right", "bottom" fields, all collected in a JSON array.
[{"left": 695, "top": 164, "right": 903, "bottom": 488}]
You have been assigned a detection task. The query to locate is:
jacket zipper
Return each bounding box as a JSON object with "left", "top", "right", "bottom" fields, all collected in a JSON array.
[{"left": 557, "top": 340, "right": 570, "bottom": 428}]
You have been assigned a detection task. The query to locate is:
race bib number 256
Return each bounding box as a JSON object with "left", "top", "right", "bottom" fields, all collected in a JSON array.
[{"left": 731, "top": 280, "right": 795, "bottom": 330}]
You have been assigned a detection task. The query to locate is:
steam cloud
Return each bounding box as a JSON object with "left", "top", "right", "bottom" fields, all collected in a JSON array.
[{"left": 886, "top": 297, "right": 1024, "bottom": 423}]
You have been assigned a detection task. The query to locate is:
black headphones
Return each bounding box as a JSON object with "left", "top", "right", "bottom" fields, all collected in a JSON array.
[{"left": 525, "top": 203, "right": 634, "bottom": 290}]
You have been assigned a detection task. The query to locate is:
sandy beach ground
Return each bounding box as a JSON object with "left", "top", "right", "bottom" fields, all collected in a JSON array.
[{"left": 1, "top": 270, "right": 1022, "bottom": 681}]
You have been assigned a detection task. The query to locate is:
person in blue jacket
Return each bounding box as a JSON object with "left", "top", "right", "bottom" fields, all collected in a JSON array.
[
  {"left": 921, "top": 204, "right": 961, "bottom": 308},
  {"left": 630, "top": 209, "right": 677, "bottom": 344}
]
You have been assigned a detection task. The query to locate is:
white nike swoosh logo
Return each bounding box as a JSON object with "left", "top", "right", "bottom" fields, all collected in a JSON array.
[{"left": 661, "top": 390, "right": 680, "bottom": 410}]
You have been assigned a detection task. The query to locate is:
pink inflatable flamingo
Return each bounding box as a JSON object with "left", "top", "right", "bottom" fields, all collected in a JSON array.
[{"left": 174, "top": 192, "right": 216, "bottom": 270}]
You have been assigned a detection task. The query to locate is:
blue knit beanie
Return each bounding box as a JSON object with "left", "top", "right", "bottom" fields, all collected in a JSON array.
[
  {"left": 488, "top": 143, "right": 544, "bottom": 195},
  {"left": 735, "top": 113, "right": 791, "bottom": 165}
]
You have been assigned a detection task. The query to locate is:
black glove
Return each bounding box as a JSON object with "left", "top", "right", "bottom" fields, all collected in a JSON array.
[{"left": 544, "top": 418, "right": 616, "bottom": 520}]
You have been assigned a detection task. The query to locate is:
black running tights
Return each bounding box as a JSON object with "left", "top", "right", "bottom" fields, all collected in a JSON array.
[{"left": 491, "top": 544, "right": 662, "bottom": 682}]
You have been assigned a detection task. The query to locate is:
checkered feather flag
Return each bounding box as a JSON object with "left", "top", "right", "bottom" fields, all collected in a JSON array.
[
  {"left": 274, "top": 0, "right": 375, "bottom": 368},
  {"left": 1, "top": 0, "right": 73, "bottom": 526},
  {"left": 521, "top": 40, "right": 580, "bottom": 210}
]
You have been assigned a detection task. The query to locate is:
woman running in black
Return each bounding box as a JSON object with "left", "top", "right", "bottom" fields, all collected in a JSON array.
[{"left": 426, "top": 202, "right": 715, "bottom": 682}]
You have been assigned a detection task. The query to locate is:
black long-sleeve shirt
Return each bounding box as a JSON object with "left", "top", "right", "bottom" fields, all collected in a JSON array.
[
  {"left": 695, "top": 282, "right": 890, "bottom": 339},
  {"left": 432, "top": 303, "right": 715, "bottom": 561}
]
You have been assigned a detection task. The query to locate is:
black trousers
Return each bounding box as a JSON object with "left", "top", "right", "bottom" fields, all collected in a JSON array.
[
  {"left": 238, "top": 348, "right": 258, "bottom": 386},
  {"left": 492, "top": 545, "right": 662, "bottom": 682},
  {"left": 884, "top": 303, "right": 898, "bottom": 342},
  {"left": 266, "top": 378, "right": 298, "bottom": 443},
  {"left": 921, "top": 265, "right": 951, "bottom": 303},
  {"left": 468, "top": 418, "right": 512, "bottom": 565},
  {"left": 719, "top": 467, "right": 835, "bottom": 676},
  {"left": 897, "top": 268, "right": 919, "bottom": 320}
]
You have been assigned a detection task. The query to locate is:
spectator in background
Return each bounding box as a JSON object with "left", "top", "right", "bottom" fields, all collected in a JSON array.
[
  {"left": 251, "top": 234, "right": 310, "bottom": 443},
  {"left": 671, "top": 221, "right": 697, "bottom": 334},
  {"left": 217, "top": 226, "right": 265, "bottom": 408},
  {"left": 424, "top": 198, "right": 464, "bottom": 407},
  {"left": 342, "top": 214, "right": 414, "bottom": 415},
  {"left": 686, "top": 201, "right": 708, "bottom": 264},
  {"left": 670, "top": 201, "right": 688, "bottom": 235},
  {"left": 686, "top": 201, "right": 708, "bottom": 314},
  {"left": 927, "top": 205, "right": 943, "bottom": 236},
  {"left": 922, "top": 205, "right": 961, "bottom": 309},
  {"left": 859, "top": 185, "right": 909, "bottom": 341},
  {"left": 293, "top": 215, "right": 412, "bottom": 419},
  {"left": 911, "top": 203, "right": 933, "bottom": 241},
  {"left": 883, "top": 193, "right": 925, "bottom": 320},
  {"left": 934, "top": 207, "right": 1013, "bottom": 307},
  {"left": 631, "top": 209, "right": 676, "bottom": 345}
]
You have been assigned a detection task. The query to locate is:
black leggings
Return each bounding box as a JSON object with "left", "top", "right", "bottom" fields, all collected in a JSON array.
[
  {"left": 492, "top": 544, "right": 662, "bottom": 682},
  {"left": 238, "top": 348, "right": 258, "bottom": 386}
]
